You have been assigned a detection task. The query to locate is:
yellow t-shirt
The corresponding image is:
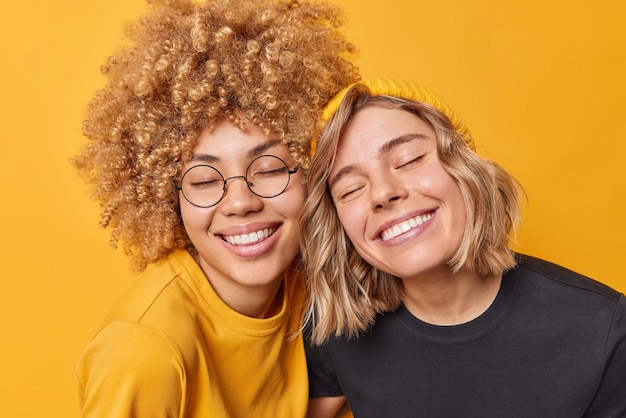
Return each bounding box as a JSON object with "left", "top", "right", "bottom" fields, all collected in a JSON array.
[{"left": 76, "top": 249, "right": 308, "bottom": 417}]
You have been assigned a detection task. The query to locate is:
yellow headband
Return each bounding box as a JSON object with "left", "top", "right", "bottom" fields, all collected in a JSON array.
[{"left": 312, "top": 79, "right": 474, "bottom": 155}]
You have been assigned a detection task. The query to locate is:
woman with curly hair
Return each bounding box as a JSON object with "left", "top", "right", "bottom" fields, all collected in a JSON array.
[
  {"left": 301, "top": 80, "right": 626, "bottom": 417},
  {"left": 74, "top": 0, "right": 358, "bottom": 416}
]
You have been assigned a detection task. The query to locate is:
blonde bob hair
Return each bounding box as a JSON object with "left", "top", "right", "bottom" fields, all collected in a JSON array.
[
  {"left": 301, "top": 81, "right": 523, "bottom": 344},
  {"left": 74, "top": 0, "right": 359, "bottom": 271}
]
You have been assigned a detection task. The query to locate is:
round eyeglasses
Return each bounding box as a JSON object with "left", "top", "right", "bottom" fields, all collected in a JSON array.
[{"left": 176, "top": 155, "right": 299, "bottom": 208}]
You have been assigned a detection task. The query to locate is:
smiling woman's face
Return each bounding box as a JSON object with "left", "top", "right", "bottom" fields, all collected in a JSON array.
[
  {"left": 328, "top": 105, "right": 467, "bottom": 281},
  {"left": 179, "top": 119, "right": 306, "bottom": 308}
]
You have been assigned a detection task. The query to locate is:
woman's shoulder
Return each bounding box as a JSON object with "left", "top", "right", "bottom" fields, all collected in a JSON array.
[{"left": 513, "top": 253, "right": 622, "bottom": 300}]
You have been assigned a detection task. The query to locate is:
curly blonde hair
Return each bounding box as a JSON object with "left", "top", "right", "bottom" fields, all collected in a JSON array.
[
  {"left": 74, "top": 0, "right": 359, "bottom": 271},
  {"left": 301, "top": 84, "right": 523, "bottom": 344}
]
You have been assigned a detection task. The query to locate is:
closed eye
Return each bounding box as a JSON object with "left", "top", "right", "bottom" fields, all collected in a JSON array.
[
  {"left": 254, "top": 166, "right": 288, "bottom": 177},
  {"left": 333, "top": 185, "right": 365, "bottom": 202},
  {"left": 190, "top": 179, "right": 222, "bottom": 189},
  {"left": 397, "top": 155, "right": 424, "bottom": 169}
]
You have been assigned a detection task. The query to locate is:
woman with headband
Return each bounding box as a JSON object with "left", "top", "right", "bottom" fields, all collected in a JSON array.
[{"left": 301, "top": 79, "right": 626, "bottom": 417}]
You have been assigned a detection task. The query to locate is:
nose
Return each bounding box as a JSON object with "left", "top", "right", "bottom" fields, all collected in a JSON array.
[
  {"left": 369, "top": 171, "right": 407, "bottom": 209},
  {"left": 219, "top": 176, "right": 263, "bottom": 215}
]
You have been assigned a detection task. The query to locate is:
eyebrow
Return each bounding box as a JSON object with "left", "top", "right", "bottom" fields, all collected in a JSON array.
[
  {"left": 328, "top": 133, "right": 428, "bottom": 190},
  {"left": 190, "top": 139, "right": 283, "bottom": 163},
  {"left": 328, "top": 164, "right": 357, "bottom": 191},
  {"left": 247, "top": 139, "right": 283, "bottom": 158},
  {"left": 378, "top": 133, "right": 428, "bottom": 157}
]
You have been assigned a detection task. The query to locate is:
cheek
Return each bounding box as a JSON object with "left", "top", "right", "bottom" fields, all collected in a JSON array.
[
  {"left": 179, "top": 202, "right": 213, "bottom": 233},
  {"left": 335, "top": 203, "right": 365, "bottom": 241},
  {"left": 274, "top": 184, "right": 307, "bottom": 219},
  {"left": 442, "top": 174, "right": 466, "bottom": 210},
  {"left": 291, "top": 182, "right": 308, "bottom": 213},
  {"left": 284, "top": 201, "right": 306, "bottom": 221},
  {"left": 280, "top": 179, "right": 307, "bottom": 220},
  {"left": 441, "top": 176, "right": 468, "bottom": 235}
]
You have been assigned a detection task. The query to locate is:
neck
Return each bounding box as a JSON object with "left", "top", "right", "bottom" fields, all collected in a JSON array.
[
  {"left": 400, "top": 266, "right": 502, "bottom": 326},
  {"left": 194, "top": 255, "right": 285, "bottom": 319},
  {"left": 227, "top": 282, "right": 284, "bottom": 319}
]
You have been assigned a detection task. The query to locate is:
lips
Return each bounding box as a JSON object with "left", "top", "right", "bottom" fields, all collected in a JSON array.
[
  {"left": 221, "top": 226, "right": 277, "bottom": 245},
  {"left": 380, "top": 212, "right": 433, "bottom": 242}
]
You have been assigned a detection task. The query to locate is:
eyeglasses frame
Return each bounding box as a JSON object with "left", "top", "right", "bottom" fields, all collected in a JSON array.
[{"left": 175, "top": 154, "right": 299, "bottom": 208}]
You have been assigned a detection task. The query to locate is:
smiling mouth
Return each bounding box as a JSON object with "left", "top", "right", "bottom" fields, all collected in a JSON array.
[
  {"left": 381, "top": 213, "right": 433, "bottom": 242},
  {"left": 222, "top": 227, "right": 278, "bottom": 245}
]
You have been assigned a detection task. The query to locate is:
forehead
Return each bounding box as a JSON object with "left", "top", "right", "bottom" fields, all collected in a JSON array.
[
  {"left": 190, "top": 119, "right": 288, "bottom": 163},
  {"left": 334, "top": 105, "right": 435, "bottom": 161}
]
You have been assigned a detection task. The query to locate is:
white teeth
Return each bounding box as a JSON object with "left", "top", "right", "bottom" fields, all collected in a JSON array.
[
  {"left": 381, "top": 213, "right": 432, "bottom": 242},
  {"left": 224, "top": 228, "right": 274, "bottom": 245}
]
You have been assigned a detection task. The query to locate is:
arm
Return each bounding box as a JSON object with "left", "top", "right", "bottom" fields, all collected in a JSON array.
[
  {"left": 584, "top": 295, "right": 626, "bottom": 417},
  {"left": 76, "top": 322, "right": 184, "bottom": 418},
  {"left": 307, "top": 396, "right": 348, "bottom": 418},
  {"left": 305, "top": 335, "right": 352, "bottom": 418}
]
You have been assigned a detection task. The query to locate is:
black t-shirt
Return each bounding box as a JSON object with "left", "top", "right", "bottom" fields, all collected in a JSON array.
[{"left": 306, "top": 255, "right": 626, "bottom": 417}]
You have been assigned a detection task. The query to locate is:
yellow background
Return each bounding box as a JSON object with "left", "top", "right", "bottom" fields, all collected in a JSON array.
[{"left": 1, "top": 0, "right": 624, "bottom": 416}]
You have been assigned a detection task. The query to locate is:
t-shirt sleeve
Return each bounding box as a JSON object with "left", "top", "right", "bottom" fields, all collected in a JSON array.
[
  {"left": 305, "top": 333, "right": 344, "bottom": 398},
  {"left": 584, "top": 294, "right": 626, "bottom": 417},
  {"left": 76, "top": 321, "right": 184, "bottom": 418}
]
